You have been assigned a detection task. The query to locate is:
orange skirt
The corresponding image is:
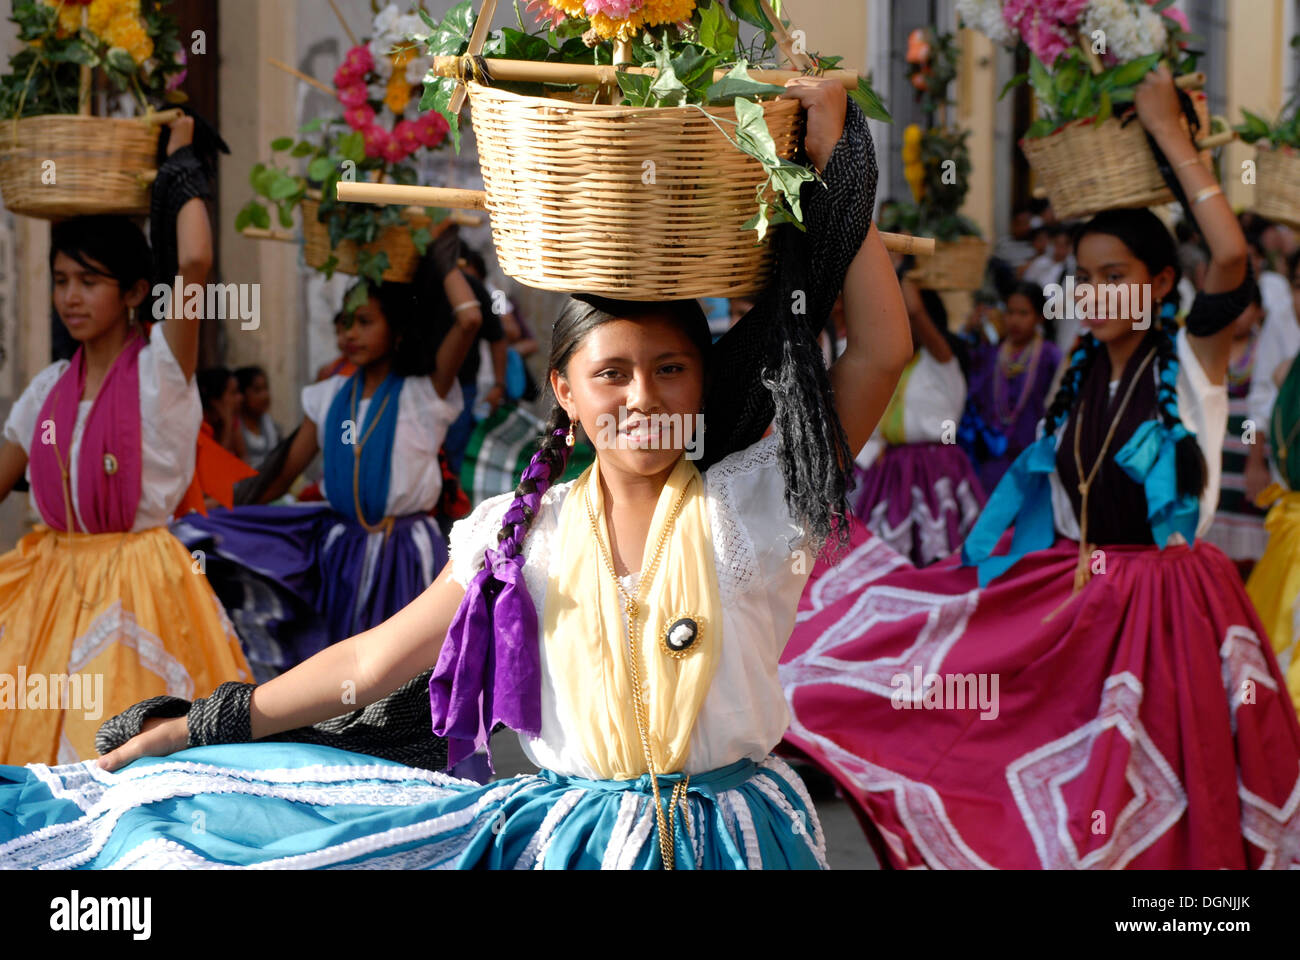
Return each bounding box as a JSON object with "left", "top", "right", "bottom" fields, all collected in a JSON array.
[{"left": 0, "top": 525, "right": 251, "bottom": 765}]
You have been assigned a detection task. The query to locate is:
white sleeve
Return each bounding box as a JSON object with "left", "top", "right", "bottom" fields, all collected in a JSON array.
[
  {"left": 447, "top": 490, "right": 516, "bottom": 587},
  {"left": 1248, "top": 302, "right": 1300, "bottom": 431},
  {"left": 145, "top": 320, "right": 192, "bottom": 393},
  {"left": 704, "top": 434, "right": 811, "bottom": 601},
  {"left": 301, "top": 377, "right": 343, "bottom": 427},
  {"left": 406, "top": 374, "right": 464, "bottom": 432},
  {"left": 3, "top": 362, "right": 70, "bottom": 453}
]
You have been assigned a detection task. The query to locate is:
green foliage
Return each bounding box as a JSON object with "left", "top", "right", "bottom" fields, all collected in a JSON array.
[{"left": 0, "top": 0, "right": 188, "bottom": 118}]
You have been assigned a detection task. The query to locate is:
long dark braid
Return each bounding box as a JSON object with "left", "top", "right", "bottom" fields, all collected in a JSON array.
[{"left": 493, "top": 405, "right": 573, "bottom": 560}]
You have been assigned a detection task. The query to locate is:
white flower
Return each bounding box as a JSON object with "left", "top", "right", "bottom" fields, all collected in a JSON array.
[
  {"left": 405, "top": 55, "right": 431, "bottom": 86},
  {"left": 957, "top": 0, "right": 1014, "bottom": 46},
  {"left": 372, "top": 4, "right": 401, "bottom": 41},
  {"left": 1081, "top": 0, "right": 1167, "bottom": 62},
  {"left": 368, "top": 80, "right": 388, "bottom": 102},
  {"left": 369, "top": 38, "right": 395, "bottom": 76},
  {"left": 396, "top": 13, "right": 428, "bottom": 43}
]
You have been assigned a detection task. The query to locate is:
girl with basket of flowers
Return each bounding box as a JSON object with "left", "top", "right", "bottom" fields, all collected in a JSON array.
[
  {"left": 0, "top": 77, "right": 915, "bottom": 869},
  {"left": 780, "top": 65, "right": 1300, "bottom": 869},
  {"left": 0, "top": 117, "right": 253, "bottom": 766}
]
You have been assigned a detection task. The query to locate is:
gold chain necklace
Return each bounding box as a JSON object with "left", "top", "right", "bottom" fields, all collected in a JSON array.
[
  {"left": 1069, "top": 347, "right": 1157, "bottom": 594},
  {"left": 584, "top": 473, "right": 692, "bottom": 870},
  {"left": 348, "top": 375, "right": 396, "bottom": 537}
]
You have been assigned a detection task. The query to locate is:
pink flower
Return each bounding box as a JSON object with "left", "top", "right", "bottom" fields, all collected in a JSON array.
[
  {"left": 337, "top": 83, "right": 370, "bottom": 109},
  {"left": 1150, "top": 0, "right": 1189, "bottom": 32},
  {"left": 344, "top": 104, "right": 376, "bottom": 131},
  {"left": 523, "top": 0, "right": 566, "bottom": 26},
  {"left": 584, "top": 0, "right": 641, "bottom": 16},
  {"left": 393, "top": 119, "right": 423, "bottom": 157},
  {"left": 363, "top": 124, "right": 392, "bottom": 159},
  {"left": 167, "top": 47, "right": 188, "bottom": 92},
  {"left": 415, "top": 111, "right": 449, "bottom": 148},
  {"left": 1004, "top": 0, "right": 1088, "bottom": 66},
  {"left": 382, "top": 136, "right": 408, "bottom": 165},
  {"left": 334, "top": 44, "right": 374, "bottom": 90}
]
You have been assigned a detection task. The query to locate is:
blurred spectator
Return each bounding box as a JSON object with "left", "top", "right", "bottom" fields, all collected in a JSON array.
[
  {"left": 197, "top": 366, "right": 246, "bottom": 460},
  {"left": 235, "top": 365, "right": 281, "bottom": 473}
]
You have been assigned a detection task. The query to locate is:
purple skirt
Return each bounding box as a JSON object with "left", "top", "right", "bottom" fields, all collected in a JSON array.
[
  {"left": 851, "top": 442, "right": 986, "bottom": 567},
  {"left": 173, "top": 505, "right": 447, "bottom": 682}
]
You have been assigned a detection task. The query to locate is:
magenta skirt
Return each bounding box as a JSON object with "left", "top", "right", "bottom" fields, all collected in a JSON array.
[
  {"left": 852, "top": 442, "right": 986, "bottom": 567},
  {"left": 780, "top": 522, "right": 1300, "bottom": 869}
]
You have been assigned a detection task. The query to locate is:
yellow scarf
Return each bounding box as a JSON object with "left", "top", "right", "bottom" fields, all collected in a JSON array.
[{"left": 542, "top": 454, "right": 721, "bottom": 780}]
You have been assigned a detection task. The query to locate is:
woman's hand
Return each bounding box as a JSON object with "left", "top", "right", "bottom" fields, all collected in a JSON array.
[
  {"left": 165, "top": 114, "right": 194, "bottom": 157},
  {"left": 781, "top": 75, "right": 847, "bottom": 174},
  {"left": 97, "top": 715, "right": 189, "bottom": 772},
  {"left": 1134, "top": 63, "right": 1187, "bottom": 142}
]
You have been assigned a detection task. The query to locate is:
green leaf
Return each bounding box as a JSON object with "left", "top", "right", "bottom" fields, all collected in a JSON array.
[
  {"left": 706, "top": 62, "right": 787, "bottom": 104},
  {"left": 336, "top": 131, "right": 365, "bottom": 166},
  {"left": 697, "top": 0, "right": 740, "bottom": 57},
  {"left": 998, "top": 72, "right": 1028, "bottom": 102},
  {"left": 344, "top": 282, "right": 371, "bottom": 315},
  {"left": 291, "top": 140, "right": 316, "bottom": 157},
  {"left": 251, "top": 166, "right": 279, "bottom": 198},
  {"left": 410, "top": 226, "right": 433, "bottom": 256},
  {"left": 732, "top": 97, "right": 780, "bottom": 167},
  {"left": 849, "top": 76, "right": 892, "bottom": 123},
  {"left": 729, "top": 0, "right": 773, "bottom": 31},
  {"left": 486, "top": 27, "right": 551, "bottom": 61},
  {"left": 307, "top": 156, "right": 334, "bottom": 181},
  {"left": 278, "top": 202, "right": 295, "bottom": 229},
  {"left": 1108, "top": 53, "right": 1161, "bottom": 89},
  {"left": 617, "top": 71, "right": 653, "bottom": 106},
  {"left": 321, "top": 255, "right": 339, "bottom": 280},
  {"left": 1028, "top": 53, "right": 1055, "bottom": 110},
  {"left": 269, "top": 172, "right": 300, "bottom": 201},
  {"left": 1026, "top": 117, "right": 1056, "bottom": 138},
  {"left": 649, "top": 44, "right": 688, "bottom": 107},
  {"left": 1097, "top": 89, "right": 1113, "bottom": 125},
  {"left": 300, "top": 116, "right": 324, "bottom": 134},
  {"left": 249, "top": 201, "right": 271, "bottom": 230},
  {"left": 271, "top": 136, "right": 294, "bottom": 152}
]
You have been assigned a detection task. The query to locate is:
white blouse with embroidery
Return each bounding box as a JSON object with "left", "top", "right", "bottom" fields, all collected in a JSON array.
[
  {"left": 1048, "top": 327, "right": 1227, "bottom": 541},
  {"left": 856, "top": 348, "right": 966, "bottom": 470},
  {"left": 2, "top": 323, "right": 201, "bottom": 532},
  {"left": 447, "top": 434, "right": 813, "bottom": 779},
  {"left": 300, "top": 374, "right": 464, "bottom": 517}
]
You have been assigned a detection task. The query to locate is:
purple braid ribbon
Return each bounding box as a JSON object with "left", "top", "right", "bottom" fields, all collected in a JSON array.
[{"left": 429, "top": 429, "right": 569, "bottom": 770}]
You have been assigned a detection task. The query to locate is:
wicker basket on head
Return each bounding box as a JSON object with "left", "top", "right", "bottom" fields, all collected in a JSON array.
[
  {"left": 0, "top": 114, "right": 160, "bottom": 219},
  {"left": 906, "top": 236, "right": 990, "bottom": 292},
  {"left": 466, "top": 84, "right": 803, "bottom": 300},
  {"left": 301, "top": 195, "right": 431, "bottom": 283},
  {"left": 1021, "top": 92, "right": 1212, "bottom": 221},
  {"left": 1252, "top": 145, "right": 1300, "bottom": 231}
]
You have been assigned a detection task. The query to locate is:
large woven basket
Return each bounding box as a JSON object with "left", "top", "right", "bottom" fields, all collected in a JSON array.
[
  {"left": 466, "top": 84, "right": 803, "bottom": 300},
  {"left": 0, "top": 114, "right": 159, "bottom": 219},
  {"left": 906, "top": 236, "right": 990, "bottom": 291},
  {"left": 1021, "top": 92, "right": 1211, "bottom": 221},
  {"left": 301, "top": 196, "right": 431, "bottom": 283},
  {"left": 1253, "top": 145, "right": 1300, "bottom": 230}
]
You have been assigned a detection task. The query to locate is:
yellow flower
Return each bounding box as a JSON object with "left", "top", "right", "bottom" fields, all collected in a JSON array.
[
  {"left": 550, "top": 0, "right": 697, "bottom": 40},
  {"left": 88, "top": 0, "right": 119, "bottom": 35},
  {"left": 642, "top": 0, "right": 696, "bottom": 24},
  {"left": 57, "top": 3, "right": 83, "bottom": 35},
  {"left": 105, "top": 17, "right": 152, "bottom": 64},
  {"left": 385, "top": 77, "right": 410, "bottom": 115}
]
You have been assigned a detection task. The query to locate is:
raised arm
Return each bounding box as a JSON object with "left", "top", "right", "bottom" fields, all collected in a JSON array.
[
  {"left": 1136, "top": 64, "right": 1248, "bottom": 384},
  {"left": 833, "top": 228, "right": 913, "bottom": 457},
  {"left": 157, "top": 116, "right": 213, "bottom": 382},
  {"left": 431, "top": 268, "right": 483, "bottom": 399}
]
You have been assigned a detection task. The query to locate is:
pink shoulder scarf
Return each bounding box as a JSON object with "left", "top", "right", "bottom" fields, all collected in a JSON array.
[{"left": 28, "top": 334, "right": 147, "bottom": 533}]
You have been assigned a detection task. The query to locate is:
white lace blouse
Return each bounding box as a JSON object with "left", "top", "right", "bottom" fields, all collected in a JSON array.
[
  {"left": 447, "top": 434, "right": 813, "bottom": 778},
  {"left": 2, "top": 323, "right": 201, "bottom": 532},
  {"left": 301, "top": 374, "right": 464, "bottom": 516},
  {"left": 1048, "top": 327, "right": 1227, "bottom": 541}
]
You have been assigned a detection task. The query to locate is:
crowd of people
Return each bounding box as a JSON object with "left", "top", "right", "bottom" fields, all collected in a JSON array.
[{"left": 0, "top": 67, "right": 1298, "bottom": 870}]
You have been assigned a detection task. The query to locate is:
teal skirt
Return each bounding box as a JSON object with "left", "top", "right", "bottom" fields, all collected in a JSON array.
[{"left": 0, "top": 742, "right": 826, "bottom": 869}]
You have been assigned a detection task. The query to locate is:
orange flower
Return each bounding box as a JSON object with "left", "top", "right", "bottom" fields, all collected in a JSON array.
[
  {"left": 385, "top": 77, "right": 410, "bottom": 115},
  {"left": 906, "top": 28, "right": 930, "bottom": 65}
]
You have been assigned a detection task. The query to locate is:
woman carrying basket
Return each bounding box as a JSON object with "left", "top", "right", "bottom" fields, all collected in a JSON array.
[
  {"left": 0, "top": 77, "right": 914, "bottom": 869},
  {"left": 780, "top": 65, "right": 1300, "bottom": 869}
]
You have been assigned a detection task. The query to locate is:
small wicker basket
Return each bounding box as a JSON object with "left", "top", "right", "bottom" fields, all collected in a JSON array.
[
  {"left": 0, "top": 114, "right": 161, "bottom": 219},
  {"left": 906, "top": 236, "right": 990, "bottom": 292},
  {"left": 466, "top": 83, "right": 803, "bottom": 300},
  {"left": 1021, "top": 92, "right": 1213, "bottom": 221},
  {"left": 1252, "top": 145, "right": 1300, "bottom": 231},
  {"left": 301, "top": 195, "right": 431, "bottom": 283}
]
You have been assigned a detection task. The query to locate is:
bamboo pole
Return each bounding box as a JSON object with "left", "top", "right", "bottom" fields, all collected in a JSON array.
[
  {"left": 449, "top": 0, "right": 498, "bottom": 115},
  {"left": 337, "top": 181, "right": 935, "bottom": 255},
  {"left": 760, "top": 0, "right": 815, "bottom": 72},
  {"left": 429, "top": 56, "right": 859, "bottom": 90},
  {"left": 267, "top": 58, "right": 335, "bottom": 97},
  {"left": 327, "top": 0, "right": 358, "bottom": 47}
]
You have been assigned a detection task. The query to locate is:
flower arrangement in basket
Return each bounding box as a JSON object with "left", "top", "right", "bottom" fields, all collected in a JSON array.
[
  {"left": 0, "top": 0, "right": 188, "bottom": 218},
  {"left": 879, "top": 28, "right": 988, "bottom": 292},
  {"left": 1235, "top": 34, "right": 1300, "bottom": 231},
  {"left": 333, "top": 0, "right": 902, "bottom": 301},
  {"left": 236, "top": 3, "right": 455, "bottom": 301},
  {"left": 959, "top": 0, "right": 1232, "bottom": 221}
]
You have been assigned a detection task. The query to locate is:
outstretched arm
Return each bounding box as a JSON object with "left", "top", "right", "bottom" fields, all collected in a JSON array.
[
  {"left": 0, "top": 442, "right": 27, "bottom": 503},
  {"left": 158, "top": 116, "right": 213, "bottom": 382},
  {"left": 99, "top": 561, "right": 468, "bottom": 770}
]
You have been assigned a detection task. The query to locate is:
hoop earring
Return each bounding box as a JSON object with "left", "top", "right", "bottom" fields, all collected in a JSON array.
[
  {"left": 128, "top": 305, "right": 138, "bottom": 326},
  {"left": 565, "top": 421, "right": 576, "bottom": 447}
]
